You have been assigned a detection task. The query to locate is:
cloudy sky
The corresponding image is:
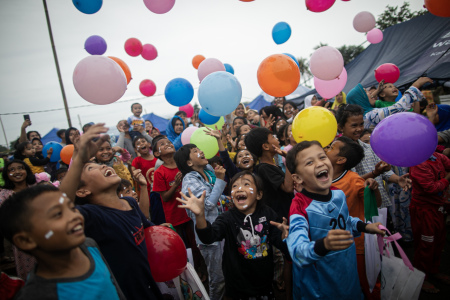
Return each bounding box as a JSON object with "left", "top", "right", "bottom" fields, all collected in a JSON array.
[{"left": 0, "top": 0, "right": 424, "bottom": 147}]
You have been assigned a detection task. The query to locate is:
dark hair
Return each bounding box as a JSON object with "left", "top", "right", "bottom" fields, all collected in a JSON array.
[
  {"left": 259, "top": 105, "right": 282, "bottom": 119},
  {"left": 232, "top": 149, "right": 257, "bottom": 166},
  {"left": 272, "top": 117, "right": 287, "bottom": 133},
  {"left": 175, "top": 111, "right": 187, "bottom": 117},
  {"left": 171, "top": 116, "right": 185, "bottom": 131},
  {"left": 233, "top": 117, "right": 248, "bottom": 127},
  {"left": 230, "top": 171, "right": 263, "bottom": 195},
  {"left": 2, "top": 160, "right": 36, "bottom": 190},
  {"left": 174, "top": 144, "right": 197, "bottom": 175},
  {"left": 56, "top": 129, "right": 66, "bottom": 139},
  {"left": 336, "top": 136, "right": 365, "bottom": 170},
  {"left": 277, "top": 124, "right": 289, "bottom": 147},
  {"left": 361, "top": 129, "right": 372, "bottom": 137},
  {"left": 56, "top": 167, "right": 68, "bottom": 177},
  {"left": 31, "top": 138, "right": 42, "bottom": 145},
  {"left": 14, "top": 142, "right": 31, "bottom": 160},
  {"left": 284, "top": 123, "right": 293, "bottom": 145},
  {"left": 236, "top": 124, "right": 251, "bottom": 137},
  {"left": 151, "top": 135, "right": 169, "bottom": 158},
  {"left": 65, "top": 127, "right": 79, "bottom": 145},
  {"left": 208, "top": 156, "right": 223, "bottom": 167},
  {"left": 132, "top": 135, "right": 147, "bottom": 148},
  {"left": 335, "top": 104, "right": 364, "bottom": 129},
  {"left": 0, "top": 185, "right": 59, "bottom": 244},
  {"left": 245, "top": 127, "right": 270, "bottom": 158},
  {"left": 117, "top": 178, "right": 133, "bottom": 195},
  {"left": 131, "top": 103, "right": 142, "bottom": 110},
  {"left": 286, "top": 141, "right": 323, "bottom": 174},
  {"left": 283, "top": 101, "right": 298, "bottom": 118},
  {"left": 82, "top": 123, "right": 94, "bottom": 133},
  {"left": 26, "top": 131, "right": 41, "bottom": 141}
]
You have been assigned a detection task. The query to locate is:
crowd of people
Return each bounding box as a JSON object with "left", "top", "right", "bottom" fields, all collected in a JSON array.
[{"left": 0, "top": 76, "right": 449, "bottom": 299}]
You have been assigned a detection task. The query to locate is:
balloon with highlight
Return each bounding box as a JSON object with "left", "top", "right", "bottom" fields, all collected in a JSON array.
[
  {"left": 43, "top": 142, "right": 63, "bottom": 163},
  {"left": 272, "top": 22, "right": 291, "bottom": 45},
  {"left": 314, "top": 68, "right": 347, "bottom": 99},
  {"left": 60, "top": 145, "right": 75, "bottom": 165},
  {"left": 143, "top": 0, "right": 176, "bottom": 14},
  {"left": 283, "top": 53, "right": 300, "bottom": 68},
  {"left": 305, "top": 0, "right": 336, "bottom": 13},
  {"left": 84, "top": 35, "right": 107, "bottom": 55},
  {"left": 199, "top": 109, "right": 220, "bottom": 125},
  {"left": 140, "top": 80, "right": 156, "bottom": 97},
  {"left": 141, "top": 44, "right": 158, "bottom": 60},
  {"left": 165, "top": 78, "right": 194, "bottom": 107},
  {"left": 257, "top": 54, "right": 300, "bottom": 97},
  {"left": 190, "top": 128, "right": 219, "bottom": 159},
  {"left": 179, "top": 104, "right": 194, "bottom": 118},
  {"left": 72, "top": 0, "right": 102, "bottom": 14},
  {"left": 374, "top": 63, "right": 400, "bottom": 84},
  {"left": 310, "top": 46, "right": 344, "bottom": 81},
  {"left": 124, "top": 38, "right": 143, "bottom": 57},
  {"left": 198, "top": 58, "right": 225, "bottom": 82},
  {"left": 353, "top": 11, "right": 376, "bottom": 33},
  {"left": 192, "top": 55, "right": 205, "bottom": 69},
  {"left": 367, "top": 28, "right": 383, "bottom": 44}
]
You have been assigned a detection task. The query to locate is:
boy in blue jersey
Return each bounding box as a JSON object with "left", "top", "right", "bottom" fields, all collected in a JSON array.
[
  {"left": 285, "top": 140, "right": 384, "bottom": 299},
  {"left": 0, "top": 185, "right": 125, "bottom": 300}
]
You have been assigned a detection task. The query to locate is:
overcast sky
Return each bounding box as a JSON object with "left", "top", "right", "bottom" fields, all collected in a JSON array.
[{"left": 0, "top": 0, "right": 424, "bottom": 147}]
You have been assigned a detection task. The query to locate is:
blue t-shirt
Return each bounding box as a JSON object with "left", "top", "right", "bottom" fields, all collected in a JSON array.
[
  {"left": 77, "top": 197, "right": 163, "bottom": 300},
  {"left": 15, "top": 238, "right": 125, "bottom": 300}
]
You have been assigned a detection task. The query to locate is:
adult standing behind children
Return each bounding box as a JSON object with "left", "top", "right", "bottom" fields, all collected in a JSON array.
[{"left": 166, "top": 115, "right": 186, "bottom": 151}]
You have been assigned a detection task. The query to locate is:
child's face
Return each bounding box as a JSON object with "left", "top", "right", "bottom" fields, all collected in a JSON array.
[
  {"left": 360, "top": 133, "right": 371, "bottom": 144},
  {"left": 339, "top": 115, "right": 364, "bottom": 141},
  {"left": 292, "top": 144, "right": 333, "bottom": 195},
  {"left": 236, "top": 150, "right": 254, "bottom": 170},
  {"left": 7, "top": 162, "right": 27, "bottom": 184},
  {"left": 233, "top": 119, "right": 245, "bottom": 132},
  {"left": 135, "top": 138, "right": 150, "bottom": 154},
  {"left": 324, "top": 140, "right": 344, "bottom": 167},
  {"left": 230, "top": 174, "right": 262, "bottom": 214},
  {"left": 26, "top": 191, "right": 85, "bottom": 252},
  {"left": 336, "top": 92, "right": 344, "bottom": 103},
  {"left": 145, "top": 121, "right": 153, "bottom": 132},
  {"left": 32, "top": 140, "right": 43, "bottom": 152},
  {"left": 239, "top": 125, "right": 251, "bottom": 135},
  {"left": 247, "top": 110, "right": 256, "bottom": 121},
  {"left": 235, "top": 104, "right": 245, "bottom": 117},
  {"left": 119, "top": 185, "right": 138, "bottom": 200},
  {"left": 174, "top": 119, "right": 184, "bottom": 134},
  {"left": 188, "top": 147, "right": 208, "bottom": 169},
  {"left": 68, "top": 129, "right": 80, "bottom": 143},
  {"left": 96, "top": 141, "right": 113, "bottom": 163},
  {"left": 311, "top": 96, "right": 318, "bottom": 106},
  {"left": 275, "top": 119, "right": 287, "bottom": 132},
  {"left": 155, "top": 139, "right": 175, "bottom": 157},
  {"left": 380, "top": 83, "right": 398, "bottom": 99},
  {"left": 132, "top": 104, "right": 142, "bottom": 117},
  {"left": 284, "top": 104, "right": 298, "bottom": 119},
  {"left": 266, "top": 134, "right": 280, "bottom": 152},
  {"left": 56, "top": 171, "right": 67, "bottom": 182},
  {"left": 237, "top": 139, "right": 247, "bottom": 151},
  {"left": 22, "top": 143, "right": 35, "bottom": 157},
  {"left": 79, "top": 163, "right": 121, "bottom": 195}
]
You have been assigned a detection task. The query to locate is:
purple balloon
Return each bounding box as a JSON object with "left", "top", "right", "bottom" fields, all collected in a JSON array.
[
  {"left": 371, "top": 113, "right": 437, "bottom": 167},
  {"left": 84, "top": 35, "right": 107, "bottom": 55}
]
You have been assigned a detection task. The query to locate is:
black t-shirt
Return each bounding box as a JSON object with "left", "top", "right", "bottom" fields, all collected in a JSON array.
[{"left": 254, "top": 163, "right": 294, "bottom": 219}]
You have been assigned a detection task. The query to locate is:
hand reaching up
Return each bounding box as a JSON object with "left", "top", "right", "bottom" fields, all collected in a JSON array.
[
  {"left": 177, "top": 188, "right": 206, "bottom": 216},
  {"left": 270, "top": 217, "right": 289, "bottom": 239},
  {"left": 74, "top": 123, "right": 109, "bottom": 163}
]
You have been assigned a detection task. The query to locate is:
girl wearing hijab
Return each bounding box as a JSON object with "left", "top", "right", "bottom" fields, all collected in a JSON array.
[
  {"left": 331, "top": 91, "right": 347, "bottom": 110},
  {"left": 64, "top": 127, "right": 80, "bottom": 145},
  {"left": 166, "top": 115, "right": 185, "bottom": 150}
]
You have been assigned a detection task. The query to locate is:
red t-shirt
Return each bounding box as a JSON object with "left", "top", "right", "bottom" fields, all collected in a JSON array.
[
  {"left": 152, "top": 165, "right": 190, "bottom": 226},
  {"left": 132, "top": 156, "right": 157, "bottom": 191}
]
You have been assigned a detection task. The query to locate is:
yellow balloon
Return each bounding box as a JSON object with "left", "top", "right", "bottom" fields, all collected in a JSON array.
[{"left": 292, "top": 106, "right": 337, "bottom": 147}]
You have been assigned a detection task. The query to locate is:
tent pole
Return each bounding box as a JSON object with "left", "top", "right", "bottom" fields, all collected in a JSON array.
[
  {"left": 42, "top": 0, "right": 72, "bottom": 127},
  {"left": 0, "top": 115, "right": 9, "bottom": 147}
]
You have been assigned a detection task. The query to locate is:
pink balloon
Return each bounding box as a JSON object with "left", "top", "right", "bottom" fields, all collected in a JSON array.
[
  {"left": 143, "top": 0, "right": 175, "bottom": 14},
  {"left": 124, "top": 38, "right": 143, "bottom": 57},
  {"left": 179, "top": 103, "right": 194, "bottom": 118},
  {"left": 198, "top": 58, "right": 226, "bottom": 82},
  {"left": 181, "top": 126, "right": 198, "bottom": 145},
  {"left": 375, "top": 63, "right": 400, "bottom": 84},
  {"left": 310, "top": 46, "right": 344, "bottom": 81},
  {"left": 367, "top": 28, "right": 383, "bottom": 44},
  {"left": 73, "top": 55, "right": 127, "bottom": 105},
  {"left": 141, "top": 44, "right": 158, "bottom": 60},
  {"left": 139, "top": 79, "right": 156, "bottom": 97},
  {"left": 353, "top": 11, "right": 376, "bottom": 33},
  {"left": 314, "top": 68, "right": 347, "bottom": 99},
  {"left": 305, "top": 0, "right": 336, "bottom": 13}
]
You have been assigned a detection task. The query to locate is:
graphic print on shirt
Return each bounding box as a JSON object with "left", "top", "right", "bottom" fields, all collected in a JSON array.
[
  {"left": 307, "top": 199, "right": 350, "bottom": 241},
  {"left": 133, "top": 223, "right": 145, "bottom": 246},
  {"left": 236, "top": 218, "right": 269, "bottom": 259}
]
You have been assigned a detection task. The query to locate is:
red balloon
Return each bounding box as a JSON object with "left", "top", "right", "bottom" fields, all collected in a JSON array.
[
  {"left": 374, "top": 63, "right": 400, "bottom": 84},
  {"left": 139, "top": 79, "right": 156, "bottom": 97},
  {"left": 425, "top": 0, "right": 450, "bottom": 18},
  {"left": 144, "top": 226, "right": 187, "bottom": 282},
  {"left": 305, "top": 0, "right": 336, "bottom": 13},
  {"left": 124, "top": 38, "right": 143, "bottom": 57}
]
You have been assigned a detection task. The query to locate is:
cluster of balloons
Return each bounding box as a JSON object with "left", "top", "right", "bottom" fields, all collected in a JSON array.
[
  {"left": 124, "top": 38, "right": 158, "bottom": 61},
  {"left": 272, "top": 22, "right": 291, "bottom": 45},
  {"left": 257, "top": 54, "right": 300, "bottom": 97},
  {"left": 181, "top": 126, "right": 220, "bottom": 159},
  {"left": 353, "top": 11, "right": 383, "bottom": 44},
  {"left": 310, "top": 46, "right": 346, "bottom": 99},
  {"left": 84, "top": 35, "right": 107, "bottom": 55},
  {"left": 42, "top": 142, "right": 74, "bottom": 165},
  {"left": 143, "top": 0, "right": 176, "bottom": 14},
  {"left": 374, "top": 63, "right": 400, "bottom": 84},
  {"left": 179, "top": 103, "right": 194, "bottom": 118},
  {"left": 193, "top": 55, "right": 235, "bottom": 77},
  {"left": 72, "top": 0, "right": 102, "bottom": 14},
  {"left": 108, "top": 56, "right": 132, "bottom": 84}
]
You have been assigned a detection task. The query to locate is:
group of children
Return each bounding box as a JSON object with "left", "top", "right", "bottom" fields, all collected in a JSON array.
[{"left": 0, "top": 77, "right": 449, "bottom": 299}]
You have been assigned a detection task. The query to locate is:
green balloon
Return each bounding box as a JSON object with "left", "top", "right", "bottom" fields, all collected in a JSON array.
[
  {"left": 190, "top": 127, "right": 219, "bottom": 159},
  {"left": 204, "top": 116, "right": 225, "bottom": 129}
]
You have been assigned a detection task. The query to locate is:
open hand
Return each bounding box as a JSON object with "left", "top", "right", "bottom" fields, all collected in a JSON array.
[
  {"left": 75, "top": 123, "right": 109, "bottom": 163},
  {"left": 412, "top": 77, "right": 433, "bottom": 89},
  {"left": 270, "top": 217, "right": 289, "bottom": 239},
  {"left": 264, "top": 114, "right": 276, "bottom": 129},
  {"left": 177, "top": 188, "right": 206, "bottom": 216},
  {"left": 46, "top": 147, "right": 53, "bottom": 158},
  {"left": 324, "top": 229, "right": 354, "bottom": 251},
  {"left": 272, "top": 144, "right": 287, "bottom": 157},
  {"left": 204, "top": 126, "right": 221, "bottom": 140}
]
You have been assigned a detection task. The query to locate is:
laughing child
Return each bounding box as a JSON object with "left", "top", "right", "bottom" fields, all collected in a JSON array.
[
  {"left": 285, "top": 141, "right": 385, "bottom": 299},
  {"left": 0, "top": 185, "right": 126, "bottom": 299},
  {"left": 177, "top": 171, "right": 290, "bottom": 299}
]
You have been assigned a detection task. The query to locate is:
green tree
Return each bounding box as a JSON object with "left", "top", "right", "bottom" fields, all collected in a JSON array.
[
  {"left": 337, "top": 44, "right": 365, "bottom": 65},
  {"left": 297, "top": 57, "right": 313, "bottom": 88},
  {"left": 376, "top": 2, "right": 427, "bottom": 31}
]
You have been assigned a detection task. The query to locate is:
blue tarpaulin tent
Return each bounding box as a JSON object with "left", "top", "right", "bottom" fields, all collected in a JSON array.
[
  {"left": 248, "top": 85, "right": 312, "bottom": 111},
  {"left": 142, "top": 112, "right": 169, "bottom": 135},
  {"left": 41, "top": 128, "right": 61, "bottom": 145}
]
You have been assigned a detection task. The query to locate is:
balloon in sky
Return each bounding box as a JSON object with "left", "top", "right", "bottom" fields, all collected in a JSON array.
[
  {"left": 310, "top": 46, "right": 344, "bottom": 81},
  {"left": 139, "top": 79, "right": 156, "bottom": 97},
  {"left": 72, "top": 0, "right": 102, "bottom": 14},
  {"left": 143, "top": 0, "right": 176, "bottom": 14},
  {"left": 181, "top": 126, "right": 198, "bottom": 145},
  {"left": 198, "top": 71, "right": 242, "bottom": 117},
  {"left": 124, "top": 38, "right": 143, "bottom": 57},
  {"left": 179, "top": 103, "right": 194, "bottom": 118},
  {"left": 141, "top": 44, "right": 158, "bottom": 60},
  {"left": 73, "top": 55, "right": 127, "bottom": 105},
  {"left": 198, "top": 58, "right": 226, "bottom": 82},
  {"left": 314, "top": 67, "right": 347, "bottom": 99},
  {"left": 367, "top": 28, "right": 383, "bottom": 44},
  {"left": 165, "top": 78, "right": 194, "bottom": 107},
  {"left": 283, "top": 53, "right": 300, "bottom": 68},
  {"left": 108, "top": 56, "right": 132, "bottom": 84},
  {"left": 353, "top": 11, "right": 376, "bottom": 33},
  {"left": 190, "top": 128, "right": 219, "bottom": 159},
  {"left": 371, "top": 113, "right": 437, "bottom": 167},
  {"left": 272, "top": 22, "right": 291, "bottom": 45},
  {"left": 424, "top": 0, "right": 450, "bottom": 18},
  {"left": 224, "top": 63, "right": 235, "bottom": 74},
  {"left": 374, "top": 63, "right": 400, "bottom": 84},
  {"left": 199, "top": 109, "right": 220, "bottom": 125},
  {"left": 84, "top": 35, "right": 107, "bottom": 55},
  {"left": 305, "top": 0, "right": 336, "bottom": 13},
  {"left": 192, "top": 55, "right": 205, "bottom": 69},
  {"left": 257, "top": 54, "right": 300, "bottom": 97},
  {"left": 292, "top": 106, "right": 337, "bottom": 147}
]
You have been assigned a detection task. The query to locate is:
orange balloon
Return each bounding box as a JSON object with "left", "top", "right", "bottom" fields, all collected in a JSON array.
[
  {"left": 60, "top": 145, "right": 74, "bottom": 165},
  {"left": 257, "top": 54, "right": 300, "bottom": 97},
  {"left": 108, "top": 56, "right": 132, "bottom": 84},
  {"left": 192, "top": 55, "right": 205, "bottom": 69},
  {"left": 425, "top": 0, "right": 450, "bottom": 17}
]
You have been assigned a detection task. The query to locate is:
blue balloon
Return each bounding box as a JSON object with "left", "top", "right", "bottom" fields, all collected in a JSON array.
[
  {"left": 394, "top": 90, "right": 403, "bottom": 102},
  {"left": 272, "top": 22, "right": 291, "bottom": 45},
  {"left": 198, "top": 71, "right": 242, "bottom": 117},
  {"left": 283, "top": 53, "right": 300, "bottom": 68},
  {"left": 72, "top": 0, "right": 102, "bottom": 14},
  {"left": 43, "top": 142, "right": 63, "bottom": 163},
  {"left": 84, "top": 35, "right": 107, "bottom": 55},
  {"left": 165, "top": 78, "right": 194, "bottom": 107},
  {"left": 199, "top": 109, "right": 220, "bottom": 125},
  {"left": 224, "top": 63, "right": 235, "bottom": 75}
]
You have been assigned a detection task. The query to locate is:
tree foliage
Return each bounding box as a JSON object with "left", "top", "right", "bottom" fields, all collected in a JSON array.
[
  {"left": 376, "top": 2, "right": 427, "bottom": 31},
  {"left": 337, "top": 45, "right": 365, "bottom": 65}
]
